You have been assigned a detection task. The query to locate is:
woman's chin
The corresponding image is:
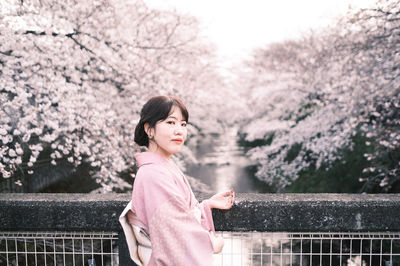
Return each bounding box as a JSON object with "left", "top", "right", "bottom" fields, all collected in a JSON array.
[{"left": 170, "top": 147, "right": 183, "bottom": 155}]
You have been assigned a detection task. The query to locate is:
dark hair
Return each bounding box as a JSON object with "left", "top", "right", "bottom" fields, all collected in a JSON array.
[{"left": 134, "top": 95, "right": 189, "bottom": 147}]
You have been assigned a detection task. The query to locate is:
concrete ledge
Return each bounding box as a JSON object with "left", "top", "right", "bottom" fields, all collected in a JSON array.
[
  {"left": 0, "top": 193, "right": 128, "bottom": 231},
  {"left": 1, "top": 193, "right": 399, "bottom": 232},
  {"left": 212, "top": 193, "right": 400, "bottom": 232}
]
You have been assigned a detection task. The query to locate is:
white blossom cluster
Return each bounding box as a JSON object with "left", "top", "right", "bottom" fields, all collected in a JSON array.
[
  {"left": 238, "top": 0, "right": 400, "bottom": 190},
  {"left": 0, "top": 0, "right": 228, "bottom": 191}
]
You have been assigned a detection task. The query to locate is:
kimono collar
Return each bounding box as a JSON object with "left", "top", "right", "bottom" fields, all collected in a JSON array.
[{"left": 134, "top": 152, "right": 170, "bottom": 167}]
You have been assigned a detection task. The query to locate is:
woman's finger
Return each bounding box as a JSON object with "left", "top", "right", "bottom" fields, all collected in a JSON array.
[
  {"left": 222, "top": 190, "right": 234, "bottom": 197},
  {"left": 219, "top": 191, "right": 232, "bottom": 197}
]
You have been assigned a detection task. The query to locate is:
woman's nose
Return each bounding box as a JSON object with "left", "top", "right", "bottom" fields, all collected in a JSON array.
[{"left": 174, "top": 125, "right": 184, "bottom": 135}]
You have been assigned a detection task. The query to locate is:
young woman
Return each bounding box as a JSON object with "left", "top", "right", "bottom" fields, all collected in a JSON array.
[{"left": 128, "top": 95, "right": 235, "bottom": 265}]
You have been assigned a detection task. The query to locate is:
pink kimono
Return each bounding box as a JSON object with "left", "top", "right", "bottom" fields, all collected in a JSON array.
[{"left": 131, "top": 152, "right": 215, "bottom": 265}]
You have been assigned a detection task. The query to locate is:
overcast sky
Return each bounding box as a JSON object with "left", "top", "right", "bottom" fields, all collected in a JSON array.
[{"left": 146, "top": 0, "right": 377, "bottom": 65}]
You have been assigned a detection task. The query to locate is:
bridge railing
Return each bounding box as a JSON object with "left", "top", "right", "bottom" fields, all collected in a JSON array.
[{"left": 1, "top": 193, "right": 399, "bottom": 265}]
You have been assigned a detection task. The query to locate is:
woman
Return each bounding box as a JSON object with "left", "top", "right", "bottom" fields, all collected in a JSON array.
[{"left": 128, "top": 95, "right": 235, "bottom": 265}]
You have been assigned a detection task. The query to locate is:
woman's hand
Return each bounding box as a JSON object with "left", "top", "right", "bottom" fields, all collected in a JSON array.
[
  {"left": 209, "top": 231, "right": 224, "bottom": 254},
  {"left": 208, "top": 190, "right": 235, "bottom": 210}
]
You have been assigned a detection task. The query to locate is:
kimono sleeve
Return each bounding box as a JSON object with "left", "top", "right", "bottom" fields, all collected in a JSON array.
[
  {"left": 139, "top": 165, "right": 214, "bottom": 266},
  {"left": 198, "top": 200, "right": 215, "bottom": 233}
]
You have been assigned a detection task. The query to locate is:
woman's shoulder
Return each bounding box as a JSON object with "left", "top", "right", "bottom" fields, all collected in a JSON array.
[{"left": 136, "top": 163, "right": 174, "bottom": 183}]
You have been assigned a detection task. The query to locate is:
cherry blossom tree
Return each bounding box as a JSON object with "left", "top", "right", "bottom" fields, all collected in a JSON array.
[
  {"left": 0, "top": 0, "right": 226, "bottom": 191},
  {"left": 238, "top": 0, "right": 400, "bottom": 192}
]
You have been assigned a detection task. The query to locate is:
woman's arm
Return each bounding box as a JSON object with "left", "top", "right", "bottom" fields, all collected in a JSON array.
[
  {"left": 196, "top": 190, "right": 235, "bottom": 233},
  {"left": 197, "top": 190, "right": 235, "bottom": 254}
]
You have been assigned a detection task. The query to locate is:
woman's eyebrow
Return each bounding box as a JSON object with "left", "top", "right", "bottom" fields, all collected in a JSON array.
[{"left": 167, "top": 115, "right": 182, "bottom": 120}]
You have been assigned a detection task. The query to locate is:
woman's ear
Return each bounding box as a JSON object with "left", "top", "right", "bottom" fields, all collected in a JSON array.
[{"left": 144, "top": 123, "right": 153, "bottom": 137}]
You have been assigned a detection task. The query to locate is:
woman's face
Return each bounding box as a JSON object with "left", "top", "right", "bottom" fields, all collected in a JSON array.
[{"left": 147, "top": 106, "right": 187, "bottom": 159}]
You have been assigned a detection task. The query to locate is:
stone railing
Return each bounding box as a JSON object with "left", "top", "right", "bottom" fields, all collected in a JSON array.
[{"left": 1, "top": 193, "right": 399, "bottom": 265}]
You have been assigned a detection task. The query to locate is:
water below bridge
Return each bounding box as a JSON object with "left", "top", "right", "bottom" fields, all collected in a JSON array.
[{"left": 186, "top": 126, "right": 274, "bottom": 193}]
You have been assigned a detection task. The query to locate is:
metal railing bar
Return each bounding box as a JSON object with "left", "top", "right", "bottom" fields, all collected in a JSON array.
[
  {"left": 350, "top": 238, "right": 353, "bottom": 262},
  {"left": 24, "top": 238, "right": 28, "bottom": 266},
  {"left": 63, "top": 238, "right": 66, "bottom": 266},
  {"left": 14, "top": 238, "right": 18, "bottom": 266},
  {"left": 290, "top": 238, "right": 293, "bottom": 266},
  {"left": 320, "top": 238, "right": 323, "bottom": 266},
  {"left": 34, "top": 238, "right": 37, "bottom": 266},
  {"left": 300, "top": 238, "right": 303, "bottom": 266},
  {"left": 53, "top": 238, "right": 56, "bottom": 266},
  {"left": 81, "top": 238, "right": 84, "bottom": 266},
  {"left": 380, "top": 239, "right": 383, "bottom": 266},
  {"left": 390, "top": 239, "right": 393, "bottom": 266},
  {"left": 72, "top": 235, "right": 75, "bottom": 266},
  {"left": 360, "top": 239, "right": 363, "bottom": 266},
  {"left": 43, "top": 238, "right": 47, "bottom": 266},
  {"left": 370, "top": 239, "right": 373, "bottom": 266},
  {"left": 330, "top": 239, "right": 333, "bottom": 266}
]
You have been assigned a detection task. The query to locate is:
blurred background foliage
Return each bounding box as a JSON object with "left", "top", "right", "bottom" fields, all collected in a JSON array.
[{"left": 237, "top": 0, "right": 400, "bottom": 193}]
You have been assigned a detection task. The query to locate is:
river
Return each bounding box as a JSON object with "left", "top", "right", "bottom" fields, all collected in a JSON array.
[{"left": 186, "top": 126, "right": 274, "bottom": 193}]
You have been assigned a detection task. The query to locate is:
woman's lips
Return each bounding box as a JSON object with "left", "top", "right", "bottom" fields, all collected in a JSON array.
[{"left": 172, "top": 139, "right": 183, "bottom": 144}]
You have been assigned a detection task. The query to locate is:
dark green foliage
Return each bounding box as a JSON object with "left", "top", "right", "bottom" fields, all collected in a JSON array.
[
  {"left": 238, "top": 132, "right": 274, "bottom": 152},
  {"left": 284, "top": 143, "right": 302, "bottom": 163},
  {"left": 286, "top": 134, "right": 374, "bottom": 193}
]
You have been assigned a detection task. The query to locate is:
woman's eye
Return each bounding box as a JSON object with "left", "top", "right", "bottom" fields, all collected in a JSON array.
[
  {"left": 167, "top": 121, "right": 175, "bottom": 125},
  {"left": 181, "top": 122, "right": 187, "bottom": 127}
]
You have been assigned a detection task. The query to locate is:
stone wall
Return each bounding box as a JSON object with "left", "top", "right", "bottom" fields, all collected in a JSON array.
[
  {"left": 1, "top": 193, "right": 400, "bottom": 265},
  {"left": 1, "top": 193, "right": 400, "bottom": 232}
]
